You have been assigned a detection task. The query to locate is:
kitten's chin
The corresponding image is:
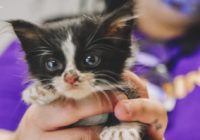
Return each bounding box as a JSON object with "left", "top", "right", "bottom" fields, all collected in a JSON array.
[
  {"left": 61, "top": 88, "right": 94, "bottom": 100},
  {"left": 55, "top": 83, "right": 95, "bottom": 100}
]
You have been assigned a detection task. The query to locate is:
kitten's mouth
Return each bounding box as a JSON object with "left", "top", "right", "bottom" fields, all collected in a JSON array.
[{"left": 67, "top": 83, "right": 79, "bottom": 90}]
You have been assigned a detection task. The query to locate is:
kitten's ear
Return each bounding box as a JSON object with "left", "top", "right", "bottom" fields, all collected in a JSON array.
[
  {"left": 101, "top": 1, "right": 136, "bottom": 37},
  {"left": 9, "top": 20, "right": 41, "bottom": 51}
]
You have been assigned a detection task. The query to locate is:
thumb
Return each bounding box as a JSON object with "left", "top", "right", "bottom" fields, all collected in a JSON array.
[{"left": 28, "top": 92, "right": 127, "bottom": 131}]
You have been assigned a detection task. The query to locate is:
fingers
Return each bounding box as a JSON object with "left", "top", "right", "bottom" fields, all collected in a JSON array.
[
  {"left": 27, "top": 92, "right": 127, "bottom": 131},
  {"left": 114, "top": 99, "right": 168, "bottom": 137},
  {"left": 43, "top": 126, "right": 102, "bottom": 140},
  {"left": 148, "top": 125, "right": 165, "bottom": 140},
  {"left": 123, "top": 71, "right": 148, "bottom": 98}
]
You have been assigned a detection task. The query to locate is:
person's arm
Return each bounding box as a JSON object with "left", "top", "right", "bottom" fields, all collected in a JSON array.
[
  {"left": 0, "top": 71, "right": 167, "bottom": 140},
  {"left": 116, "top": 71, "right": 167, "bottom": 140}
]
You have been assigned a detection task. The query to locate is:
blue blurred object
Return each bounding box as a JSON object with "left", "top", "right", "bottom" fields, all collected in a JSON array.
[{"left": 163, "top": 0, "right": 200, "bottom": 15}]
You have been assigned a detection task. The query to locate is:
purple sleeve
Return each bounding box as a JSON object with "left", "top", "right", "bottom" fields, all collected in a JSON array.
[{"left": 0, "top": 40, "right": 28, "bottom": 131}]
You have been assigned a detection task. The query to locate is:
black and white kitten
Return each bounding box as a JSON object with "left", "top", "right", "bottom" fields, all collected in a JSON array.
[{"left": 9, "top": 3, "right": 148, "bottom": 140}]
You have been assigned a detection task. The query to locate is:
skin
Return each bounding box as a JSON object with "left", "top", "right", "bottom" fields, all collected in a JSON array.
[
  {"left": 0, "top": 71, "right": 167, "bottom": 140},
  {"left": 136, "top": 0, "right": 192, "bottom": 40}
]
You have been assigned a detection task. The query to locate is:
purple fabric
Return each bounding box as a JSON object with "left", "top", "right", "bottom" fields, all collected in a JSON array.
[
  {"left": 0, "top": 40, "right": 28, "bottom": 131},
  {"left": 165, "top": 46, "right": 200, "bottom": 140},
  {"left": 164, "top": 0, "right": 200, "bottom": 15},
  {"left": 134, "top": 31, "right": 200, "bottom": 140}
]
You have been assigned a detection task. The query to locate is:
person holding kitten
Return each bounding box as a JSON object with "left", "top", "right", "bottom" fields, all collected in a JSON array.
[
  {"left": 0, "top": 71, "right": 167, "bottom": 140},
  {"left": 134, "top": 0, "right": 200, "bottom": 140},
  {"left": 0, "top": 0, "right": 167, "bottom": 140}
]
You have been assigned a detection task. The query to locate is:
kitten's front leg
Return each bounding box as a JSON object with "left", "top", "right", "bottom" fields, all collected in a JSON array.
[
  {"left": 100, "top": 122, "right": 148, "bottom": 140},
  {"left": 22, "top": 84, "right": 60, "bottom": 105}
]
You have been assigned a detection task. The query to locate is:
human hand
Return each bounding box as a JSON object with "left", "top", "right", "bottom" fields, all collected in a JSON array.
[
  {"left": 12, "top": 91, "right": 125, "bottom": 140},
  {"left": 114, "top": 71, "right": 168, "bottom": 140},
  {"left": 6, "top": 71, "right": 167, "bottom": 140}
]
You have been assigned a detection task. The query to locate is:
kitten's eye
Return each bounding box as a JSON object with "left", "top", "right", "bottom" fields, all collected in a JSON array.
[
  {"left": 84, "top": 54, "right": 101, "bottom": 68},
  {"left": 45, "top": 58, "right": 63, "bottom": 72}
]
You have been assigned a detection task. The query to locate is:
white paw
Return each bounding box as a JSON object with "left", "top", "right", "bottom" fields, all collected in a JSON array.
[
  {"left": 22, "top": 84, "right": 59, "bottom": 105},
  {"left": 100, "top": 122, "right": 142, "bottom": 140}
]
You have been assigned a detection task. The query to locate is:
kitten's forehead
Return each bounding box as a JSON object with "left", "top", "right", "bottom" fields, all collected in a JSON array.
[
  {"left": 44, "top": 16, "right": 98, "bottom": 48},
  {"left": 45, "top": 16, "right": 97, "bottom": 34},
  {"left": 62, "top": 33, "right": 76, "bottom": 70}
]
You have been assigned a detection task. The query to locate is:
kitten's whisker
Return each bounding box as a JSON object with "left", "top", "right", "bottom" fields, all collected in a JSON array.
[
  {"left": 94, "top": 70, "right": 120, "bottom": 77},
  {"left": 86, "top": 21, "right": 102, "bottom": 47},
  {"left": 25, "top": 45, "right": 53, "bottom": 53},
  {"left": 37, "top": 46, "right": 51, "bottom": 49},
  {"left": 28, "top": 49, "right": 53, "bottom": 54},
  {"left": 95, "top": 73, "right": 119, "bottom": 83},
  {"left": 94, "top": 70, "right": 119, "bottom": 75},
  {"left": 92, "top": 86, "right": 113, "bottom": 108},
  {"left": 86, "top": 43, "right": 123, "bottom": 53},
  {"left": 95, "top": 78, "right": 120, "bottom": 90},
  {"left": 92, "top": 85, "right": 107, "bottom": 95},
  {"left": 37, "top": 32, "right": 56, "bottom": 48},
  {"left": 95, "top": 78, "right": 126, "bottom": 92},
  {"left": 35, "top": 52, "right": 53, "bottom": 57},
  {"left": 22, "top": 78, "right": 33, "bottom": 85}
]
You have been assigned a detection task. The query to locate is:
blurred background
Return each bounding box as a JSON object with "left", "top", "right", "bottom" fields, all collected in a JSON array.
[
  {"left": 0, "top": 0, "right": 105, "bottom": 54},
  {"left": 0, "top": 0, "right": 200, "bottom": 140}
]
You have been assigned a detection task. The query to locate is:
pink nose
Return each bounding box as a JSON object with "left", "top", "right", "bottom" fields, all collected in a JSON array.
[{"left": 64, "top": 74, "right": 79, "bottom": 85}]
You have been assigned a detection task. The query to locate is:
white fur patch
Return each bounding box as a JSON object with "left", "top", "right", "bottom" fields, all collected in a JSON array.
[
  {"left": 100, "top": 122, "right": 142, "bottom": 140},
  {"left": 62, "top": 33, "right": 76, "bottom": 70},
  {"left": 51, "top": 33, "right": 99, "bottom": 99},
  {"left": 125, "top": 41, "right": 138, "bottom": 69},
  {"left": 52, "top": 72, "right": 96, "bottom": 99},
  {"left": 22, "top": 83, "right": 59, "bottom": 105}
]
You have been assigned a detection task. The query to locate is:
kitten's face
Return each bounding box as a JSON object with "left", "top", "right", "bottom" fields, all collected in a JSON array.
[{"left": 10, "top": 5, "right": 136, "bottom": 99}]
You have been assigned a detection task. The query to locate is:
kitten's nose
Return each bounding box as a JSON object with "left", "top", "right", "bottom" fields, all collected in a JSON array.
[{"left": 64, "top": 71, "right": 79, "bottom": 85}]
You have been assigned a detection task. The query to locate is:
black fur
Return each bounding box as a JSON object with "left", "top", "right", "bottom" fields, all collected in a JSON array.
[
  {"left": 9, "top": 2, "right": 149, "bottom": 140},
  {"left": 10, "top": 2, "right": 134, "bottom": 86}
]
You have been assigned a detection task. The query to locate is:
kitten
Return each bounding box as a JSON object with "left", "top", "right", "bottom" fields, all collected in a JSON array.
[{"left": 9, "top": 2, "right": 148, "bottom": 140}]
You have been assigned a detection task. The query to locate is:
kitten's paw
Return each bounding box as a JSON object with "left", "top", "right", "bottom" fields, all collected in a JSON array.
[
  {"left": 100, "top": 122, "right": 143, "bottom": 140},
  {"left": 22, "top": 85, "right": 59, "bottom": 105}
]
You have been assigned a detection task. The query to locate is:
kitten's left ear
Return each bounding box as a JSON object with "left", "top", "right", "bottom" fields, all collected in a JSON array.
[
  {"left": 101, "top": 1, "right": 137, "bottom": 37},
  {"left": 9, "top": 20, "right": 41, "bottom": 41},
  {"left": 8, "top": 20, "right": 43, "bottom": 53}
]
